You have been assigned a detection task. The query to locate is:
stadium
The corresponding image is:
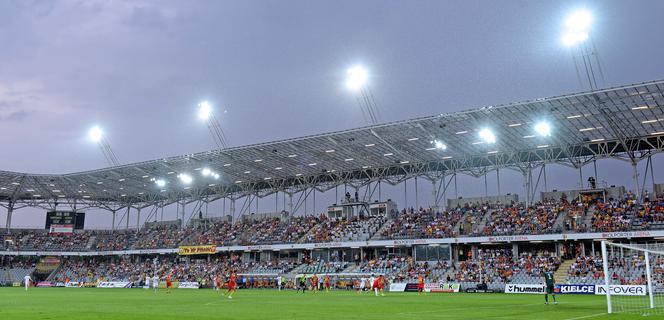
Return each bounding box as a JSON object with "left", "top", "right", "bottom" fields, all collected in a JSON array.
[{"left": 2, "top": 2, "right": 664, "bottom": 320}]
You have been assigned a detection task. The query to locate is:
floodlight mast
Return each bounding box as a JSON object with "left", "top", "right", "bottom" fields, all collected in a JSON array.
[
  {"left": 198, "top": 101, "right": 230, "bottom": 149},
  {"left": 561, "top": 9, "right": 604, "bottom": 90},
  {"left": 89, "top": 126, "right": 120, "bottom": 166},
  {"left": 345, "top": 65, "right": 381, "bottom": 125}
]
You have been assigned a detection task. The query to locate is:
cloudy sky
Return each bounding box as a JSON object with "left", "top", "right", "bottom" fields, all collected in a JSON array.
[{"left": 1, "top": 0, "right": 664, "bottom": 227}]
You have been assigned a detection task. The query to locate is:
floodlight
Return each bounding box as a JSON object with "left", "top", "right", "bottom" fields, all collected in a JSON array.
[
  {"left": 561, "top": 10, "right": 592, "bottom": 47},
  {"left": 198, "top": 101, "right": 212, "bottom": 120},
  {"left": 345, "top": 65, "right": 368, "bottom": 90},
  {"left": 434, "top": 140, "right": 447, "bottom": 150},
  {"left": 178, "top": 173, "right": 193, "bottom": 184},
  {"left": 214, "top": 173, "right": 220, "bottom": 179},
  {"left": 89, "top": 126, "right": 103, "bottom": 142},
  {"left": 201, "top": 168, "right": 211, "bottom": 176},
  {"left": 155, "top": 179, "right": 166, "bottom": 187},
  {"left": 478, "top": 128, "right": 496, "bottom": 144},
  {"left": 565, "top": 10, "right": 592, "bottom": 32},
  {"left": 535, "top": 121, "right": 552, "bottom": 137}
]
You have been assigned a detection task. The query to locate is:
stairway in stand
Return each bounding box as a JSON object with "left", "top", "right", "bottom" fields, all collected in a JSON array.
[{"left": 554, "top": 259, "right": 575, "bottom": 284}]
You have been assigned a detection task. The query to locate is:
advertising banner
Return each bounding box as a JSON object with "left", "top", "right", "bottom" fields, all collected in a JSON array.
[
  {"left": 49, "top": 224, "right": 74, "bottom": 234},
  {"left": 555, "top": 284, "right": 596, "bottom": 294},
  {"left": 178, "top": 282, "right": 200, "bottom": 289},
  {"left": 389, "top": 283, "right": 407, "bottom": 292},
  {"left": 97, "top": 281, "right": 132, "bottom": 288},
  {"left": 65, "top": 282, "right": 83, "bottom": 288},
  {"left": 36, "top": 281, "right": 55, "bottom": 287},
  {"left": 504, "top": 284, "right": 546, "bottom": 294},
  {"left": 178, "top": 245, "right": 216, "bottom": 255},
  {"left": 595, "top": 285, "right": 646, "bottom": 296},
  {"left": 424, "top": 283, "right": 460, "bottom": 293}
]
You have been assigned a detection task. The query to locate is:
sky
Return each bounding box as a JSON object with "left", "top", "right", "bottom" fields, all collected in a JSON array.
[{"left": 1, "top": 0, "right": 664, "bottom": 228}]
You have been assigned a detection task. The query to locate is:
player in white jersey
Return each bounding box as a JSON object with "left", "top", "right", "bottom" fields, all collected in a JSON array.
[
  {"left": 359, "top": 277, "right": 366, "bottom": 293},
  {"left": 144, "top": 275, "right": 151, "bottom": 290},
  {"left": 368, "top": 275, "right": 375, "bottom": 294},
  {"left": 277, "top": 275, "right": 282, "bottom": 291},
  {"left": 24, "top": 275, "right": 32, "bottom": 291},
  {"left": 152, "top": 275, "right": 159, "bottom": 293}
]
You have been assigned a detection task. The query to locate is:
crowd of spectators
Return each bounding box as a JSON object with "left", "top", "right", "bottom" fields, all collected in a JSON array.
[
  {"left": 302, "top": 215, "right": 386, "bottom": 243},
  {"left": 478, "top": 202, "right": 565, "bottom": 236},
  {"left": 377, "top": 207, "right": 462, "bottom": 239},
  {"left": 133, "top": 224, "right": 197, "bottom": 249}
]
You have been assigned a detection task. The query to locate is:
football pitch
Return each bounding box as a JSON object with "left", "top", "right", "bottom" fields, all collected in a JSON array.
[{"left": 0, "top": 288, "right": 654, "bottom": 319}]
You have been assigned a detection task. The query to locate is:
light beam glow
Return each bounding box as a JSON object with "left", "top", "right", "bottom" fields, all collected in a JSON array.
[{"left": 345, "top": 65, "right": 368, "bottom": 90}]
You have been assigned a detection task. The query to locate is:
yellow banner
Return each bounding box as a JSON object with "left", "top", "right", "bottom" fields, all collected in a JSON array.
[{"left": 178, "top": 245, "right": 216, "bottom": 255}]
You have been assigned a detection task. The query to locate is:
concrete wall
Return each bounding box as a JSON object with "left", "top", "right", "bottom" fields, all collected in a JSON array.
[{"left": 447, "top": 194, "right": 519, "bottom": 208}]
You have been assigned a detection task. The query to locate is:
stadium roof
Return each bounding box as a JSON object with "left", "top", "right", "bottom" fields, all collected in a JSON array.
[{"left": 2, "top": 79, "right": 664, "bottom": 209}]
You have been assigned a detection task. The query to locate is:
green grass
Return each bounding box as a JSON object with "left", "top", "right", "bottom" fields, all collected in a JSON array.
[{"left": 0, "top": 287, "right": 656, "bottom": 319}]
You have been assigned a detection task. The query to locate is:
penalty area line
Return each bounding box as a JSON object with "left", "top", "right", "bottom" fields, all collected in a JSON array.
[{"left": 562, "top": 313, "right": 606, "bottom": 320}]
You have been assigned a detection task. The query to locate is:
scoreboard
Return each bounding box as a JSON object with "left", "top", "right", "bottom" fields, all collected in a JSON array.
[{"left": 45, "top": 211, "right": 85, "bottom": 230}]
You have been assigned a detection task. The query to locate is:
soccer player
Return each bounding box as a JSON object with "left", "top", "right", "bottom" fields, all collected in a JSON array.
[
  {"left": 152, "top": 274, "right": 159, "bottom": 293},
  {"left": 368, "top": 274, "right": 375, "bottom": 294},
  {"left": 417, "top": 274, "right": 425, "bottom": 295},
  {"left": 215, "top": 275, "right": 222, "bottom": 292},
  {"left": 323, "top": 274, "right": 331, "bottom": 292},
  {"left": 298, "top": 275, "right": 307, "bottom": 293},
  {"left": 542, "top": 268, "right": 557, "bottom": 305},
  {"left": 144, "top": 274, "right": 151, "bottom": 290},
  {"left": 165, "top": 274, "right": 172, "bottom": 294},
  {"left": 276, "top": 275, "right": 282, "bottom": 291},
  {"left": 311, "top": 274, "right": 319, "bottom": 293},
  {"left": 225, "top": 272, "right": 237, "bottom": 299},
  {"left": 376, "top": 275, "right": 385, "bottom": 297},
  {"left": 359, "top": 276, "right": 366, "bottom": 293},
  {"left": 24, "top": 274, "right": 32, "bottom": 291}
]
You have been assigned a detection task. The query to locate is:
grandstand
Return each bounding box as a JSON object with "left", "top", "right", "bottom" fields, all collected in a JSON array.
[{"left": 2, "top": 80, "right": 664, "bottom": 318}]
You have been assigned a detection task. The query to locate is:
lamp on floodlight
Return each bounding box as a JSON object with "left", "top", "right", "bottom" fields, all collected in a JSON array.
[
  {"left": 345, "top": 65, "right": 369, "bottom": 91},
  {"left": 478, "top": 128, "right": 496, "bottom": 144},
  {"left": 155, "top": 179, "right": 166, "bottom": 187},
  {"left": 178, "top": 173, "right": 193, "bottom": 184},
  {"left": 88, "top": 125, "right": 120, "bottom": 166},
  {"left": 89, "top": 126, "right": 103, "bottom": 142},
  {"left": 561, "top": 10, "right": 592, "bottom": 47},
  {"left": 198, "top": 101, "right": 213, "bottom": 120},
  {"left": 433, "top": 140, "right": 447, "bottom": 150},
  {"left": 535, "top": 121, "right": 552, "bottom": 137},
  {"left": 202, "top": 168, "right": 212, "bottom": 177}
]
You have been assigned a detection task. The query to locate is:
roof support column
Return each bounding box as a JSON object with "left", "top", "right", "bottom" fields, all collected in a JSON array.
[
  {"left": 496, "top": 168, "right": 501, "bottom": 196},
  {"left": 414, "top": 177, "right": 419, "bottom": 209},
  {"left": 180, "top": 200, "right": 186, "bottom": 228},
  {"left": 5, "top": 202, "right": 14, "bottom": 232},
  {"left": 631, "top": 159, "right": 640, "bottom": 202},
  {"left": 543, "top": 164, "right": 548, "bottom": 192},
  {"left": 230, "top": 198, "right": 236, "bottom": 221},
  {"left": 431, "top": 178, "right": 438, "bottom": 210},
  {"left": 579, "top": 165, "right": 584, "bottom": 189},
  {"left": 126, "top": 206, "right": 130, "bottom": 230},
  {"left": 288, "top": 193, "right": 293, "bottom": 215},
  {"left": 111, "top": 209, "right": 116, "bottom": 234},
  {"left": 523, "top": 166, "right": 532, "bottom": 206},
  {"left": 136, "top": 208, "right": 141, "bottom": 232}
]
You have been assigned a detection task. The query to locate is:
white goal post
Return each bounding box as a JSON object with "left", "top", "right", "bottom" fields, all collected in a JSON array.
[{"left": 601, "top": 241, "right": 664, "bottom": 315}]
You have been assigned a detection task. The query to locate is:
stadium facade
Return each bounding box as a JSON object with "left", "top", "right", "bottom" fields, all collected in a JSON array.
[{"left": 2, "top": 79, "right": 664, "bottom": 294}]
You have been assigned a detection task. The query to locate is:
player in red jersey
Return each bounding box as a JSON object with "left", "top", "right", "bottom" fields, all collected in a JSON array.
[
  {"left": 214, "top": 274, "right": 222, "bottom": 292},
  {"left": 310, "top": 274, "right": 319, "bottom": 293},
  {"left": 377, "top": 275, "right": 385, "bottom": 297},
  {"left": 417, "top": 275, "right": 425, "bottom": 295},
  {"left": 225, "top": 272, "right": 237, "bottom": 299},
  {"left": 323, "top": 275, "right": 331, "bottom": 293},
  {"left": 165, "top": 274, "right": 172, "bottom": 294}
]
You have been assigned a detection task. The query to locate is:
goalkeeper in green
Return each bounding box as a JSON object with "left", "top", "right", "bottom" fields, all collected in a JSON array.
[{"left": 542, "top": 268, "right": 557, "bottom": 305}]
